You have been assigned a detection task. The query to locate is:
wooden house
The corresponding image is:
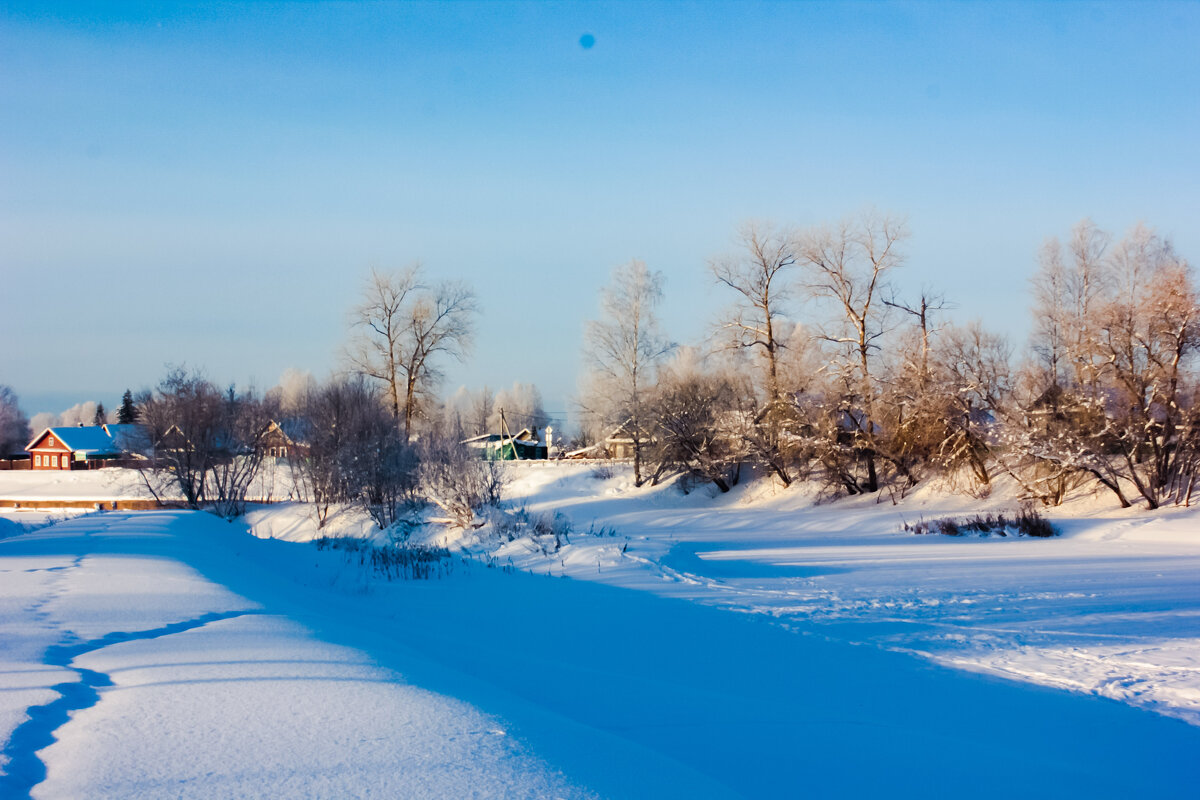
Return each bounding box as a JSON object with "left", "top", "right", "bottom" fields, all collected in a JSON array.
[
  {"left": 261, "top": 419, "right": 308, "bottom": 461},
  {"left": 26, "top": 426, "right": 123, "bottom": 470}
]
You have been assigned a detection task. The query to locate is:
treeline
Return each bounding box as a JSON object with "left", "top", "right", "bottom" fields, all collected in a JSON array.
[
  {"left": 580, "top": 215, "right": 1199, "bottom": 509},
  {"left": 6, "top": 212, "right": 1195, "bottom": 520}
]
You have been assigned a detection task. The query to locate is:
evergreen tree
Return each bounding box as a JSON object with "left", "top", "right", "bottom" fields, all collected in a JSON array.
[
  {"left": 93, "top": 403, "right": 106, "bottom": 426},
  {"left": 117, "top": 389, "right": 139, "bottom": 424}
]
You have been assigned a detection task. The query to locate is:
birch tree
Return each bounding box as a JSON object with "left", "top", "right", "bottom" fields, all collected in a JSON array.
[{"left": 583, "top": 259, "right": 672, "bottom": 486}]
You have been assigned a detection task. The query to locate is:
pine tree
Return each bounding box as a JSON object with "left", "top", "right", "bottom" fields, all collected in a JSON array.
[
  {"left": 117, "top": 390, "right": 139, "bottom": 424},
  {"left": 93, "top": 403, "right": 106, "bottom": 426}
]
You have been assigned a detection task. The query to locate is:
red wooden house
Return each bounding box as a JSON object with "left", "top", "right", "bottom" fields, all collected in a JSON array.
[{"left": 26, "top": 426, "right": 124, "bottom": 470}]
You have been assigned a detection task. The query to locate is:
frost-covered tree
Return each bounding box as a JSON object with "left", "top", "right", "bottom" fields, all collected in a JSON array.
[
  {"left": 1015, "top": 222, "right": 1199, "bottom": 508},
  {"left": 583, "top": 259, "right": 672, "bottom": 486},
  {"left": 801, "top": 211, "right": 907, "bottom": 492},
  {"left": 290, "top": 375, "right": 418, "bottom": 528},
  {"left": 266, "top": 368, "right": 317, "bottom": 415},
  {"left": 58, "top": 401, "right": 101, "bottom": 428},
  {"left": 489, "top": 382, "right": 549, "bottom": 433}
]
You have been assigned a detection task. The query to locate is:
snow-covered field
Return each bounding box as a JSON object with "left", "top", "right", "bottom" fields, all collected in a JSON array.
[
  {"left": 0, "top": 469, "right": 153, "bottom": 502},
  {"left": 1, "top": 466, "right": 1199, "bottom": 797}
]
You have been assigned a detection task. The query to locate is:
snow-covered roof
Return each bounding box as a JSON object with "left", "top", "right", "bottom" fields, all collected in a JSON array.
[
  {"left": 103, "top": 424, "right": 153, "bottom": 454},
  {"left": 27, "top": 426, "right": 122, "bottom": 456},
  {"left": 462, "top": 433, "right": 505, "bottom": 444}
]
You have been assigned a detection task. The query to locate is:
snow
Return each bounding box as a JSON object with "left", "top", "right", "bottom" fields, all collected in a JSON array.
[
  {"left": 0, "top": 513, "right": 593, "bottom": 799},
  {"left": 2, "top": 465, "right": 1199, "bottom": 796},
  {"left": 430, "top": 463, "right": 1200, "bottom": 728},
  {"left": 0, "top": 463, "right": 297, "bottom": 504},
  {"left": 0, "top": 469, "right": 154, "bottom": 501}
]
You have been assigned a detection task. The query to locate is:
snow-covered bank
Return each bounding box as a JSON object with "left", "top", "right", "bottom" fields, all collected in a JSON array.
[{"left": 256, "top": 461, "right": 1196, "bottom": 729}]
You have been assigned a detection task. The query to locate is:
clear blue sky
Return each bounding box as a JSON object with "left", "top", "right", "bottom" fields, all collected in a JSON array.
[{"left": 2, "top": 1, "right": 1197, "bottom": 425}]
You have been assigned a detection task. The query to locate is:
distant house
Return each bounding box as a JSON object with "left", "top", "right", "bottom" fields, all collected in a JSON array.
[
  {"left": 154, "top": 424, "right": 191, "bottom": 455},
  {"left": 602, "top": 419, "right": 653, "bottom": 459},
  {"left": 261, "top": 419, "right": 309, "bottom": 461},
  {"left": 102, "top": 423, "right": 153, "bottom": 458},
  {"left": 25, "top": 425, "right": 136, "bottom": 470},
  {"left": 462, "top": 427, "right": 549, "bottom": 460},
  {"left": 563, "top": 421, "right": 649, "bottom": 460}
]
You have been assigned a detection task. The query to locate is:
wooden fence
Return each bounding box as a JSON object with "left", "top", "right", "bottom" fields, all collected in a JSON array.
[{"left": 0, "top": 498, "right": 184, "bottom": 511}]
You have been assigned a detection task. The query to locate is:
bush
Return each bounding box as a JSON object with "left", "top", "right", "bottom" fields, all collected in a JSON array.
[
  {"left": 419, "top": 437, "right": 506, "bottom": 527},
  {"left": 313, "top": 536, "right": 453, "bottom": 580},
  {"left": 903, "top": 507, "right": 1058, "bottom": 538},
  {"left": 489, "top": 507, "right": 573, "bottom": 554}
]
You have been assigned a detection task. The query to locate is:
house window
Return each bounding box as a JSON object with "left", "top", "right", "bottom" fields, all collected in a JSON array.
[
  {"left": 51, "top": 455, "right": 58, "bottom": 468},
  {"left": 34, "top": 454, "right": 41, "bottom": 466},
  {"left": 48, "top": 436, "right": 55, "bottom": 447}
]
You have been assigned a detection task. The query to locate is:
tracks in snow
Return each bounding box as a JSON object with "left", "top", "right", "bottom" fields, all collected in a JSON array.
[{"left": 0, "top": 609, "right": 261, "bottom": 800}]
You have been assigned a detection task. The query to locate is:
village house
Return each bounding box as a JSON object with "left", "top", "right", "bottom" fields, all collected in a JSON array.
[
  {"left": 462, "top": 427, "right": 552, "bottom": 460},
  {"left": 261, "top": 419, "right": 308, "bottom": 461},
  {"left": 25, "top": 424, "right": 144, "bottom": 470}
]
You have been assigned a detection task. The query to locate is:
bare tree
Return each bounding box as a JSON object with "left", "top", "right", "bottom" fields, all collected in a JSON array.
[
  {"left": 583, "top": 259, "right": 673, "bottom": 486},
  {"left": 290, "top": 375, "right": 419, "bottom": 529},
  {"left": 935, "top": 321, "right": 1012, "bottom": 487},
  {"left": 710, "top": 223, "right": 804, "bottom": 485},
  {"left": 646, "top": 348, "right": 748, "bottom": 492},
  {"left": 801, "top": 211, "right": 908, "bottom": 492},
  {"left": 877, "top": 289, "right": 956, "bottom": 486},
  {"left": 139, "top": 369, "right": 222, "bottom": 507},
  {"left": 138, "top": 367, "right": 272, "bottom": 517},
  {"left": 884, "top": 288, "right": 951, "bottom": 396},
  {"left": 711, "top": 222, "right": 798, "bottom": 405},
  {"left": 1097, "top": 225, "right": 1198, "bottom": 507},
  {"left": 348, "top": 265, "right": 477, "bottom": 440},
  {"left": 206, "top": 386, "right": 274, "bottom": 519}
]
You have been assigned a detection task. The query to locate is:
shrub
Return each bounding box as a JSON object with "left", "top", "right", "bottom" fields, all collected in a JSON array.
[
  {"left": 313, "top": 536, "right": 453, "bottom": 580},
  {"left": 903, "top": 507, "right": 1058, "bottom": 538}
]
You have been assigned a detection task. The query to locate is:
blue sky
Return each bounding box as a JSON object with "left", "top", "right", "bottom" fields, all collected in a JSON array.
[{"left": 2, "top": 1, "right": 1197, "bottom": 425}]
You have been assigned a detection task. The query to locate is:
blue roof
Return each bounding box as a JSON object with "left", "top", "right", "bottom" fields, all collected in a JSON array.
[{"left": 37, "top": 426, "right": 122, "bottom": 455}]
